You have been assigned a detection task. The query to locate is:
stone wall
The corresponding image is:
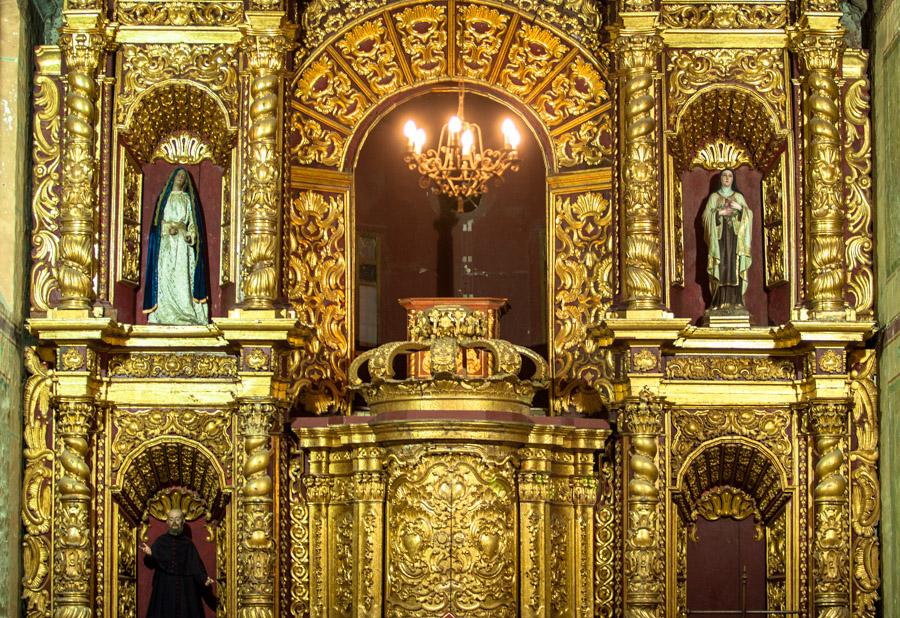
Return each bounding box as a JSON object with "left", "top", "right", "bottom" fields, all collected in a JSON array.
[
  {"left": 873, "top": 0, "right": 900, "bottom": 611},
  {"left": 0, "top": 0, "right": 33, "bottom": 613}
]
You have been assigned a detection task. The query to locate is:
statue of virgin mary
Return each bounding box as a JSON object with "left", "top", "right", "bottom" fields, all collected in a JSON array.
[{"left": 143, "top": 168, "right": 210, "bottom": 324}]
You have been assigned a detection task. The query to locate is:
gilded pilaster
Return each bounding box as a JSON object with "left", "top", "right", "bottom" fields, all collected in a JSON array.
[
  {"left": 351, "top": 448, "right": 384, "bottom": 618},
  {"left": 621, "top": 389, "right": 664, "bottom": 618},
  {"left": 236, "top": 401, "right": 281, "bottom": 618},
  {"left": 518, "top": 449, "right": 552, "bottom": 618},
  {"left": 240, "top": 16, "right": 294, "bottom": 308},
  {"left": 304, "top": 452, "right": 331, "bottom": 618},
  {"left": 58, "top": 17, "right": 105, "bottom": 310},
  {"left": 573, "top": 450, "right": 598, "bottom": 617},
  {"left": 53, "top": 399, "right": 95, "bottom": 618},
  {"left": 808, "top": 401, "right": 850, "bottom": 618},
  {"left": 614, "top": 27, "right": 663, "bottom": 311},
  {"left": 793, "top": 18, "right": 846, "bottom": 317}
]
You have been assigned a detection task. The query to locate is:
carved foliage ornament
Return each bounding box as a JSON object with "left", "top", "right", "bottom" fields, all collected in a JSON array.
[
  {"left": 666, "top": 355, "right": 796, "bottom": 381},
  {"left": 116, "top": 0, "right": 243, "bottom": 26},
  {"left": 661, "top": 3, "right": 787, "bottom": 29},
  {"left": 108, "top": 352, "right": 237, "bottom": 378}
]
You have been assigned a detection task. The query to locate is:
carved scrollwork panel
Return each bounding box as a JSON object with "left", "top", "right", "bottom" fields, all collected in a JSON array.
[
  {"left": 385, "top": 448, "right": 516, "bottom": 617},
  {"left": 108, "top": 352, "right": 238, "bottom": 379},
  {"left": 457, "top": 4, "right": 510, "bottom": 81},
  {"left": 498, "top": 24, "right": 568, "bottom": 97},
  {"left": 30, "top": 58, "right": 63, "bottom": 313},
  {"left": 116, "top": 0, "right": 243, "bottom": 25},
  {"left": 553, "top": 190, "right": 615, "bottom": 414},
  {"left": 843, "top": 71, "right": 874, "bottom": 317},
  {"left": 285, "top": 189, "right": 350, "bottom": 414},
  {"left": 665, "top": 355, "right": 796, "bottom": 381},
  {"left": 660, "top": 3, "right": 788, "bottom": 29},
  {"left": 393, "top": 4, "right": 448, "bottom": 81},
  {"left": 762, "top": 155, "right": 788, "bottom": 287},
  {"left": 294, "top": 57, "right": 369, "bottom": 128},
  {"left": 337, "top": 18, "right": 406, "bottom": 98},
  {"left": 117, "top": 148, "right": 143, "bottom": 285}
]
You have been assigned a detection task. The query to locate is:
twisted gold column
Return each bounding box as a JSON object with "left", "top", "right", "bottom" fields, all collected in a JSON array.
[
  {"left": 58, "top": 24, "right": 104, "bottom": 309},
  {"left": 237, "top": 401, "right": 281, "bottom": 618},
  {"left": 240, "top": 21, "right": 293, "bottom": 309},
  {"left": 809, "top": 402, "right": 850, "bottom": 618},
  {"left": 615, "top": 31, "right": 663, "bottom": 311},
  {"left": 794, "top": 24, "right": 846, "bottom": 316},
  {"left": 53, "top": 399, "right": 95, "bottom": 618},
  {"left": 621, "top": 390, "right": 664, "bottom": 618}
]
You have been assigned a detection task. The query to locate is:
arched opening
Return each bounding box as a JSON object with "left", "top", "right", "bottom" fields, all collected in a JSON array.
[
  {"left": 674, "top": 440, "right": 792, "bottom": 616},
  {"left": 114, "top": 439, "right": 230, "bottom": 618},
  {"left": 354, "top": 89, "right": 548, "bottom": 353},
  {"left": 667, "top": 86, "right": 790, "bottom": 326},
  {"left": 113, "top": 82, "right": 237, "bottom": 324}
]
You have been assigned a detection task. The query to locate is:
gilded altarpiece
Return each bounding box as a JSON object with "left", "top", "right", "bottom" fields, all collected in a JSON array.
[{"left": 22, "top": 0, "right": 880, "bottom": 616}]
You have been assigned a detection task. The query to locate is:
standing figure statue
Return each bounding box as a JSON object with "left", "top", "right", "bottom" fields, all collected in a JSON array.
[
  {"left": 143, "top": 167, "right": 209, "bottom": 324},
  {"left": 702, "top": 168, "right": 753, "bottom": 310},
  {"left": 140, "top": 508, "right": 215, "bottom": 618}
]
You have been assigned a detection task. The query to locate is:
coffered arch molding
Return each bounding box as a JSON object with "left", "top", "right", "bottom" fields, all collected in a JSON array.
[{"left": 289, "top": 0, "right": 615, "bottom": 175}]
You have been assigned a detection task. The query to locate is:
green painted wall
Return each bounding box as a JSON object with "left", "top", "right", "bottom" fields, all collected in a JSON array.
[
  {"left": 873, "top": 0, "right": 900, "bottom": 611},
  {"left": 0, "top": 0, "right": 33, "bottom": 613}
]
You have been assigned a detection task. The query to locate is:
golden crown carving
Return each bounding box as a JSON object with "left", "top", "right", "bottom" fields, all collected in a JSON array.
[{"left": 349, "top": 335, "right": 549, "bottom": 414}]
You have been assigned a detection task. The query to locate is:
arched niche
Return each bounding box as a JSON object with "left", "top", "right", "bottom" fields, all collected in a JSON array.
[
  {"left": 666, "top": 86, "right": 791, "bottom": 326},
  {"left": 354, "top": 89, "right": 547, "bottom": 351},
  {"left": 112, "top": 81, "right": 238, "bottom": 324},
  {"left": 113, "top": 439, "right": 231, "bottom": 618},
  {"left": 286, "top": 0, "right": 616, "bottom": 414},
  {"left": 673, "top": 438, "right": 793, "bottom": 616}
]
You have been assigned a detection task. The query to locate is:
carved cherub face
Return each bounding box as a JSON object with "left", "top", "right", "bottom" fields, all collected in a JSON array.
[
  {"left": 173, "top": 170, "right": 188, "bottom": 191},
  {"left": 720, "top": 169, "right": 734, "bottom": 189},
  {"left": 166, "top": 508, "right": 185, "bottom": 535}
]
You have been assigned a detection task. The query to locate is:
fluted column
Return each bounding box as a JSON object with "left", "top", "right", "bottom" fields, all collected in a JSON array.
[
  {"left": 236, "top": 401, "right": 281, "bottom": 618},
  {"left": 809, "top": 402, "right": 850, "bottom": 618},
  {"left": 53, "top": 399, "right": 95, "bottom": 618},
  {"left": 794, "top": 20, "right": 846, "bottom": 317},
  {"left": 58, "top": 19, "right": 105, "bottom": 309},
  {"left": 240, "top": 17, "right": 294, "bottom": 309},
  {"left": 573, "top": 450, "right": 599, "bottom": 617},
  {"left": 304, "top": 453, "right": 331, "bottom": 618},
  {"left": 621, "top": 389, "right": 664, "bottom": 618},
  {"left": 615, "top": 29, "right": 663, "bottom": 311}
]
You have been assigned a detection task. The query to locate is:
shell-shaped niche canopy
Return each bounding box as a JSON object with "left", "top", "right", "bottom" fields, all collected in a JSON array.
[{"left": 349, "top": 306, "right": 549, "bottom": 415}]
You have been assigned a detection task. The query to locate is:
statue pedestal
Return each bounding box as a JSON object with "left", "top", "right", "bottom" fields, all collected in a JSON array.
[
  {"left": 398, "top": 297, "right": 509, "bottom": 378},
  {"left": 702, "top": 307, "right": 752, "bottom": 329}
]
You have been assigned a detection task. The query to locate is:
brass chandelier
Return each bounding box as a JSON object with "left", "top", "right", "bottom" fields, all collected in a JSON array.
[{"left": 403, "top": 90, "right": 521, "bottom": 213}]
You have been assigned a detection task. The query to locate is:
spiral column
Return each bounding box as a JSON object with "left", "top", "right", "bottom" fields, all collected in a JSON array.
[
  {"left": 58, "top": 21, "right": 105, "bottom": 310},
  {"left": 240, "top": 17, "right": 294, "bottom": 309},
  {"left": 615, "top": 29, "right": 664, "bottom": 312},
  {"left": 621, "top": 389, "right": 664, "bottom": 618},
  {"left": 794, "top": 20, "right": 847, "bottom": 317},
  {"left": 53, "top": 400, "right": 95, "bottom": 618},
  {"left": 809, "top": 402, "right": 851, "bottom": 618}
]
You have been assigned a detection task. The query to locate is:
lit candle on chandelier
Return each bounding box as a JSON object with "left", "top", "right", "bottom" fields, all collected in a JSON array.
[
  {"left": 502, "top": 118, "right": 520, "bottom": 151},
  {"left": 403, "top": 120, "right": 418, "bottom": 151},
  {"left": 461, "top": 128, "right": 474, "bottom": 157},
  {"left": 448, "top": 115, "right": 462, "bottom": 146},
  {"left": 414, "top": 128, "right": 426, "bottom": 154}
]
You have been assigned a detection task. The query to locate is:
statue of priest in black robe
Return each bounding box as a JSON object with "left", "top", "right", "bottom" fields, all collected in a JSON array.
[{"left": 140, "top": 508, "right": 215, "bottom": 618}]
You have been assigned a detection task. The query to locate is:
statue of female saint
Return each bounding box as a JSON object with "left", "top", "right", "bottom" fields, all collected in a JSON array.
[
  {"left": 702, "top": 168, "right": 753, "bottom": 310},
  {"left": 143, "top": 168, "right": 209, "bottom": 324}
]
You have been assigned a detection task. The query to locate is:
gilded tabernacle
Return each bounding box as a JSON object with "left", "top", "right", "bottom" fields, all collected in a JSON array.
[{"left": 3, "top": 0, "right": 896, "bottom": 615}]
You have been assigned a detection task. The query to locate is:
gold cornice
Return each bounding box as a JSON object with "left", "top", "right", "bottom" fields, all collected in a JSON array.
[
  {"left": 290, "top": 166, "right": 353, "bottom": 190},
  {"left": 547, "top": 168, "right": 613, "bottom": 191},
  {"left": 35, "top": 46, "right": 62, "bottom": 75},
  {"left": 112, "top": 25, "right": 243, "bottom": 44},
  {"left": 661, "top": 29, "right": 788, "bottom": 47}
]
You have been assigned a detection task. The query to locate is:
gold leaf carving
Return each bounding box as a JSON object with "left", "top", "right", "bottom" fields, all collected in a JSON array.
[
  {"left": 661, "top": 3, "right": 787, "bottom": 29},
  {"left": 555, "top": 114, "right": 614, "bottom": 168},
  {"left": 116, "top": 0, "right": 243, "bottom": 25},
  {"left": 30, "top": 73, "right": 62, "bottom": 312},
  {"left": 666, "top": 355, "right": 795, "bottom": 381},
  {"left": 23, "top": 349, "right": 54, "bottom": 618},
  {"left": 294, "top": 57, "right": 367, "bottom": 127},
  {"left": 457, "top": 4, "right": 509, "bottom": 80},
  {"left": 553, "top": 192, "right": 614, "bottom": 413},
  {"left": 108, "top": 352, "right": 237, "bottom": 378},
  {"left": 110, "top": 408, "right": 232, "bottom": 473},
  {"left": 286, "top": 190, "right": 349, "bottom": 413},
  {"left": 843, "top": 75, "right": 874, "bottom": 317},
  {"left": 289, "top": 458, "right": 310, "bottom": 617},
  {"left": 534, "top": 56, "right": 609, "bottom": 128},
  {"left": 690, "top": 139, "right": 752, "bottom": 170},
  {"left": 337, "top": 19, "right": 405, "bottom": 97},
  {"left": 394, "top": 5, "right": 447, "bottom": 80},
  {"left": 290, "top": 116, "right": 345, "bottom": 168},
  {"left": 667, "top": 49, "right": 786, "bottom": 126},
  {"left": 499, "top": 24, "right": 568, "bottom": 97}
]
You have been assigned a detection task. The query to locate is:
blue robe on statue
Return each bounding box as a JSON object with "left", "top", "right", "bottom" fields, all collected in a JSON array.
[{"left": 143, "top": 167, "right": 210, "bottom": 324}]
